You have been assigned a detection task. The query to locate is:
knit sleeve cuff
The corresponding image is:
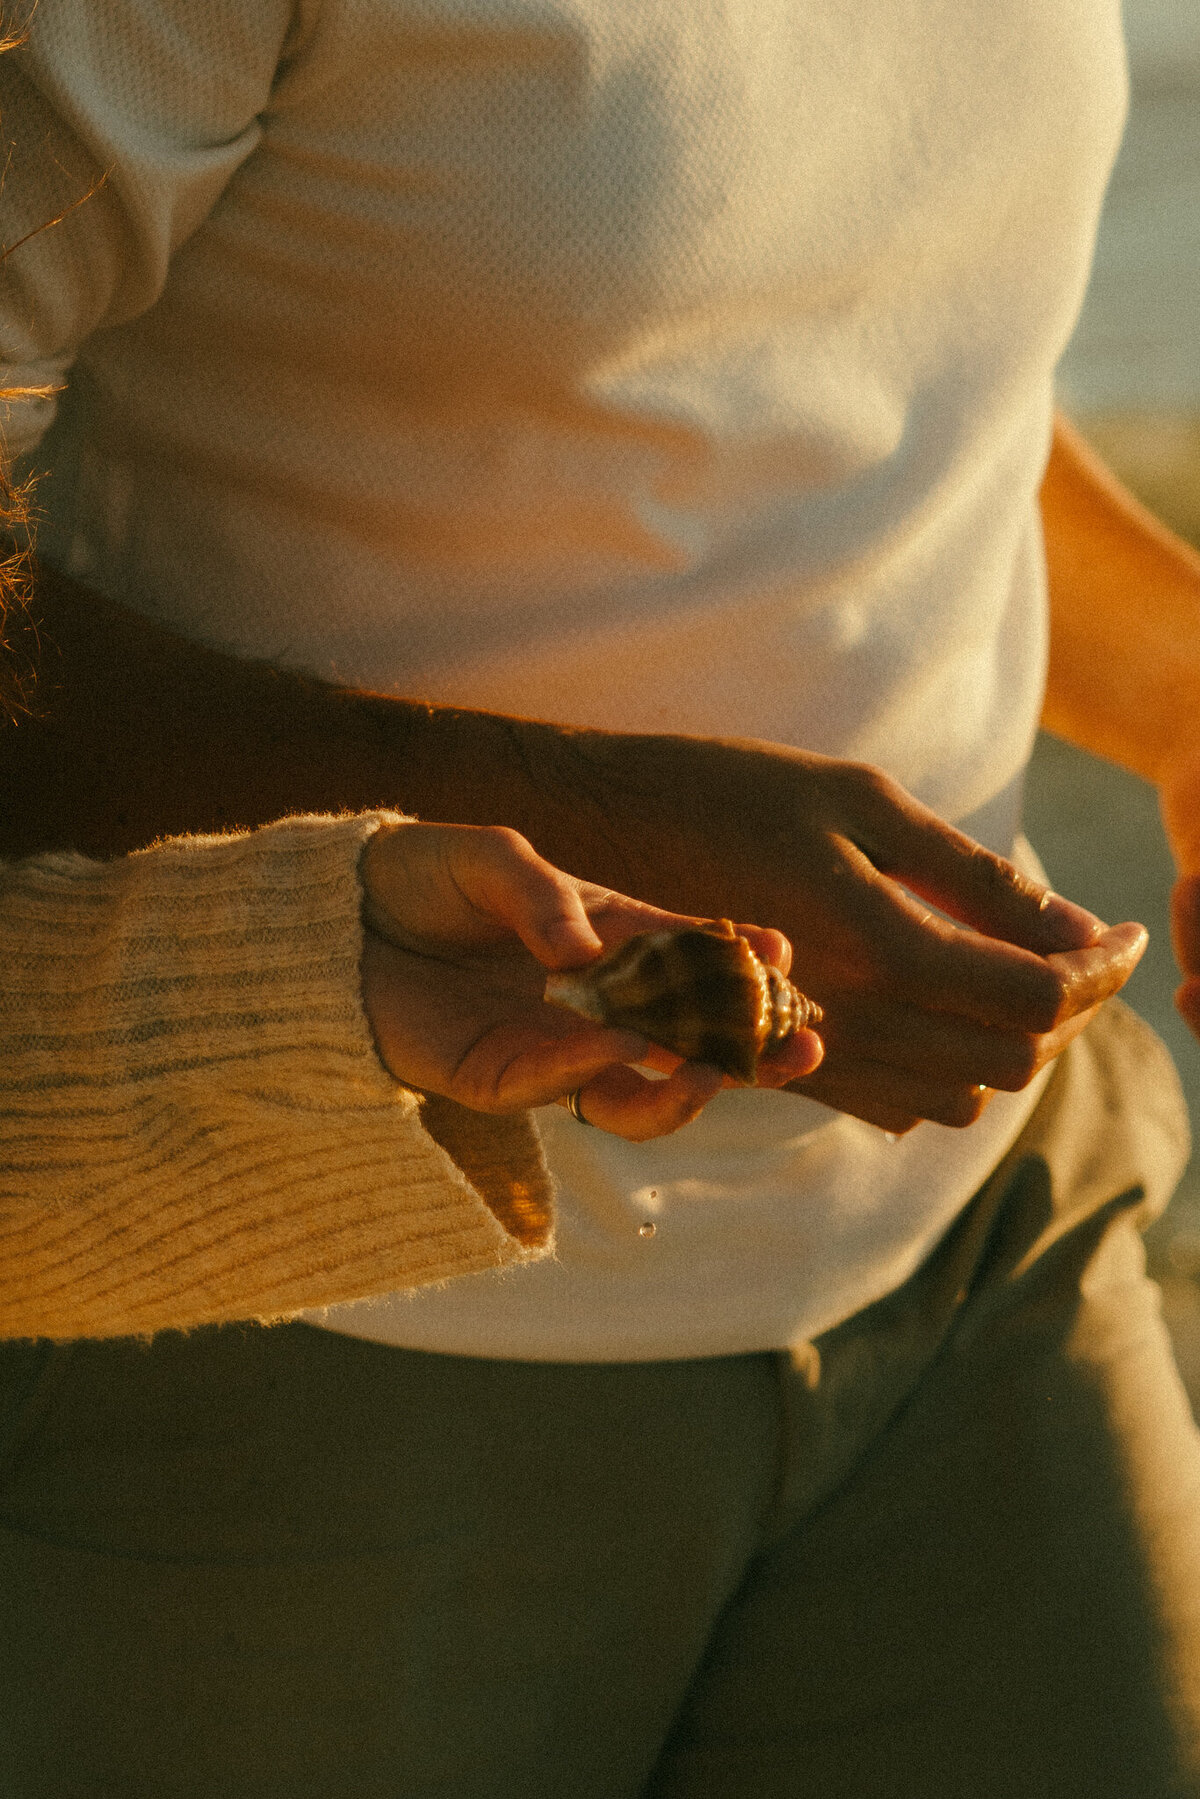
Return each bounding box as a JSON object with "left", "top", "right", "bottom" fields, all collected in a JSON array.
[{"left": 0, "top": 813, "right": 554, "bottom": 1340}]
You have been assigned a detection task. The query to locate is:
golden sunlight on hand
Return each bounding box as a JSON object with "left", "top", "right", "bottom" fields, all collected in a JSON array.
[{"left": 358, "top": 822, "right": 824, "bottom": 1140}]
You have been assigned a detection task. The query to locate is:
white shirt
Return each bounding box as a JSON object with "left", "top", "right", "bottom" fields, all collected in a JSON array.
[{"left": 1, "top": 0, "right": 1128, "bottom": 1357}]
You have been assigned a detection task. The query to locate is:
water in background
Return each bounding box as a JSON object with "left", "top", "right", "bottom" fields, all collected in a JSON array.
[
  {"left": 1060, "top": 0, "right": 1200, "bottom": 415},
  {"left": 1058, "top": 0, "right": 1200, "bottom": 539}
]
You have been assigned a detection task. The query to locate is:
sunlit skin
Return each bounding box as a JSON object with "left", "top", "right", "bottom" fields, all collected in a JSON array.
[
  {"left": 357, "top": 820, "right": 823, "bottom": 1138},
  {"left": 1041, "top": 413, "right": 1200, "bottom": 1041},
  {"left": 0, "top": 408, "right": 1188, "bottom": 1138}
]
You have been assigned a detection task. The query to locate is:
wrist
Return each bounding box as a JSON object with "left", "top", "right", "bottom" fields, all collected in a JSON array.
[{"left": 381, "top": 700, "right": 642, "bottom": 880}]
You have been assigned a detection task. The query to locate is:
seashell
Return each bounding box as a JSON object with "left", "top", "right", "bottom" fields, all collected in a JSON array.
[{"left": 543, "top": 918, "right": 823, "bottom": 1085}]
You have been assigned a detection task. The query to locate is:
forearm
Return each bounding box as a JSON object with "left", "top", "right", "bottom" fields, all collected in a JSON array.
[
  {"left": 1041, "top": 412, "right": 1200, "bottom": 784},
  {"left": 0, "top": 552, "right": 1148, "bottom": 1141},
  {"left": 0, "top": 557, "right": 608, "bottom": 863}
]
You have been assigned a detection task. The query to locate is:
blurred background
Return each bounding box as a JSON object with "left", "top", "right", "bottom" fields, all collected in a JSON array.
[{"left": 1030, "top": 0, "right": 1200, "bottom": 1390}]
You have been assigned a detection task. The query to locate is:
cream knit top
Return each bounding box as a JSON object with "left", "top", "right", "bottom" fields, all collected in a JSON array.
[
  {"left": 0, "top": 814, "right": 553, "bottom": 1340},
  {"left": 1, "top": 0, "right": 1131, "bottom": 1357}
]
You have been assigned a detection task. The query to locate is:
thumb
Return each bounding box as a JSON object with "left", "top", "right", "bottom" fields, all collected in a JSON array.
[{"left": 446, "top": 826, "right": 604, "bottom": 967}]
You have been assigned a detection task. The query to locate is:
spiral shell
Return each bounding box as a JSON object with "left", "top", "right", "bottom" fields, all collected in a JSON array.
[{"left": 543, "top": 918, "right": 822, "bottom": 1085}]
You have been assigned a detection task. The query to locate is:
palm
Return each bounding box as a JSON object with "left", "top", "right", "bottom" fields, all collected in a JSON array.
[
  {"left": 362, "top": 928, "right": 635, "bottom": 1110},
  {"left": 358, "top": 824, "right": 816, "bottom": 1133}
]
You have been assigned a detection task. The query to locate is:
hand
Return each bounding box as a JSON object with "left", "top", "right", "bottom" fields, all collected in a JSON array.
[
  {"left": 357, "top": 822, "right": 824, "bottom": 1139},
  {"left": 497, "top": 730, "right": 1148, "bottom": 1134},
  {"left": 13, "top": 572, "right": 1137, "bottom": 1134}
]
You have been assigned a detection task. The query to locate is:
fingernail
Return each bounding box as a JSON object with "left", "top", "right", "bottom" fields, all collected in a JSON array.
[
  {"left": 1110, "top": 921, "right": 1149, "bottom": 958},
  {"left": 1037, "top": 890, "right": 1105, "bottom": 949}
]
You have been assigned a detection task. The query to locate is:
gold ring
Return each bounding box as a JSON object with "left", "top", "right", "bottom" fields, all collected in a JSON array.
[{"left": 566, "top": 1088, "right": 593, "bottom": 1125}]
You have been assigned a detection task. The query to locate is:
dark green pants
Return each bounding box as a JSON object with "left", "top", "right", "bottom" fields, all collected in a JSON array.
[{"left": 4, "top": 1002, "right": 1200, "bottom": 1798}]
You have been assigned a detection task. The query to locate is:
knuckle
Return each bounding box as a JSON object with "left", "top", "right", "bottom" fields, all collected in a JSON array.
[
  {"left": 872, "top": 1108, "right": 921, "bottom": 1135},
  {"left": 881, "top": 1115, "right": 921, "bottom": 1137},
  {"left": 845, "top": 762, "right": 900, "bottom": 812},
  {"left": 483, "top": 823, "right": 531, "bottom": 858},
  {"left": 993, "top": 1034, "right": 1044, "bottom": 1091},
  {"left": 468, "top": 1092, "right": 510, "bottom": 1116},
  {"left": 967, "top": 843, "right": 1026, "bottom": 899}
]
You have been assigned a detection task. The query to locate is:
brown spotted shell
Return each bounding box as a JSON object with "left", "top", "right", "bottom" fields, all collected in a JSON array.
[{"left": 543, "top": 918, "right": 823, "bottom": 1085}]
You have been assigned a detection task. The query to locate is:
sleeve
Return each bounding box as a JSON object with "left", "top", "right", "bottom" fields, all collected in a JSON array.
[
  {"left": 0, "top": 811, "right": 554, "bottom": 1342},
  {"left": 0, "top": 0, "right": 313, "bottom": 457}
]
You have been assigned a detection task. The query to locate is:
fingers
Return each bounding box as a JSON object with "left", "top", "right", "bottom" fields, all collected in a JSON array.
[
  {"left": 817, "top": 994, "right": 1100, "bottom": 1094},
  {"left": 736, "top": 924, "right": 792, "bottom": 975},
  {"left": 790, "top": 994, "right": 1108, "bottom": 1133},
  {"left": 578, "top": 887, "right": 795, "bottom": 980},
  {"left": 1041, "top": 924, "right": 1147, "bottom": 1022},
  {"left": 844, "top": 848, "right": 1147, "bottom": 1031},
  {"left": 368, "top": 822, "right": 801, "bottom": 997},
  {"left": 615, "top": 1019, "right": 823, "bottom": 1088},
  {"left": 838, "top": 767, "right": 1105, "bottom": 954},
  {"left": 564, "top": 1062, "right": 726, "bottom": 1142},
  {"left": 476, "top": 1023, "right": 653, "bottom": 1110},
  {"left": 363, "top": 822, "right": 606, "bottom": 962},
  {"left": 755, "top": 1027, "right": 824, "bottom": 1085},
  {"left": 789, "top": 1056, "right": 990, "bottom": 1133},
  {"left": 432, "top": 825, "right": 793, "bottom": 972}
]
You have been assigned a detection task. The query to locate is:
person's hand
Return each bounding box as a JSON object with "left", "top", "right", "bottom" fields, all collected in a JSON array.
[
  {"left": 490, "top": 730, "right": 1148, "bottom": 1134},
  {"left": 1159, "top": 747, "right": 1200, "bottom": 1041},
  {"left": 357, "top": 822, "right": 824, "bottom": 1139}
]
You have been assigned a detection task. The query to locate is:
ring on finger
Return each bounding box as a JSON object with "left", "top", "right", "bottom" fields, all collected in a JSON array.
[{"left": 566, "top": 1087, "right": 593, "bottom": 1126}]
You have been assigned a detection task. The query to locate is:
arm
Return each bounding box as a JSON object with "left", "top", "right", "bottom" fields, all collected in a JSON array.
[
  {"left": 1040, "top": 411, "right": 1200, "bottom": 1033},
  {"left": 1041, "top": 411, "right": 1200, "bottom": 789},
  {"left": 1, "top": 553, "right": 1144, "bottom": 1139},
  {"left": 0, "top": 558, "right": 554, "bottom": 859}
]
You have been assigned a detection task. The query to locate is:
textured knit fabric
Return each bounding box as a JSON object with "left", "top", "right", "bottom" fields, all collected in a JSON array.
[
  {"left": 0, "top": 0, "right": 1133, "bottom": 1357},
  {"left": 0, "top": 812, "right": 553, "bottom": 1341}
]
